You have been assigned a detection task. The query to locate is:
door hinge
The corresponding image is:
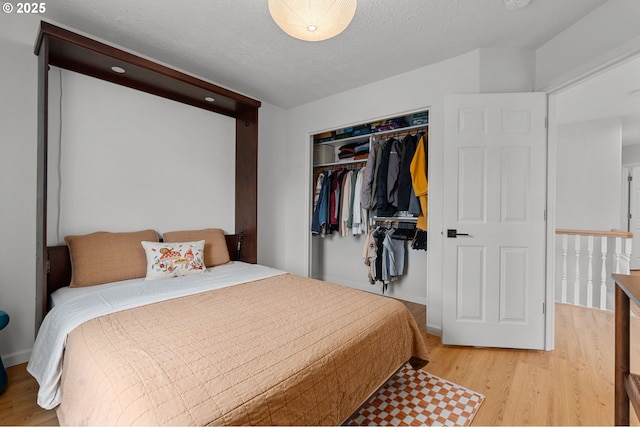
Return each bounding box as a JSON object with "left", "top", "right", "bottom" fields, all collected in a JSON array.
[
  {"left": 544, "top": 117, "right": 548, "bottom": 129},
  {"left": 629, "top": 174, "right": 633, "bottom": 182},
  {"left": 629, "top": 213, "right": 633, "bottom": 220},
  {"left": 543, "top": 302, "right": 546, "bottom": 314}
]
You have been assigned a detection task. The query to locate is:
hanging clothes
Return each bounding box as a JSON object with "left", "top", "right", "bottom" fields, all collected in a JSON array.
[
  {"left": 410, "top": 133, "right": 428, "bottom": 230},
  {"left": 360, "top": 141, "right": 379, "bottom": 210},
  {"left": 363, "top": 229, "right": 377, "bottom": 284},
  {"left": 312, "top": 166, "right": 368, "bottom": 238},
  {"left": 383, "top": 229, "right": 405, "bottom": 279},
  {"left": 364, "top": 226, "right": 407, "bottom": 292},
  {"left": 373, "top": 227, "right": 385, "bottom": 282},
  {"left": 311, "top": 172, "right": 327, "bottom": 234},
  {"left": 352, "top": 168, "right": 364, "bottom": 235},
  {"left": 376, "top": 138, "right": 396, "bottom": 217},
  {"left": 340, "top": 170, "right": 353, "bottom": 236},
  {"left": 391, "top": 222, "right": 417, "bottom": 241},
  {"left": 386, "top": 138, "right": 404, "bottom": 209},
  {"left": 347, "top": 168, "right": 358, "bottom": 230},
  {"left": 412, "top": 230, "right": 428, "bottom": 250},
  {"left": 370, "top": 142, "right": 385, "bottom": 211},
  {"left": 396, "top": 133, "right": 419, "bottom": 211},
  {"left": 313, "top": 171, "right": 324, "bottom": 209},
  {"left": 328, "top": 171, "right": 339, "bottom": 232}
]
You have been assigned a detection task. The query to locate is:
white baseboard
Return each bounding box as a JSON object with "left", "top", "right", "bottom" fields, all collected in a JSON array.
[
  {"left": 3, "top": 348, "right": 31, "bottom": 368},
  {"left": 318, "top": 274, "right": 427, "bottom": 306},
  {"left": 427, "top": 325, "right": 442, "bottom": 337}
]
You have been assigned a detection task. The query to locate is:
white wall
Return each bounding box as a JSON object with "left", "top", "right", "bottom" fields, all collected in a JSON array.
[
  {"left": 46, "top": 69, "right": 236, "bottom": 241},
  {"left": 0, "top": 14, "right": 41, "bottom": 367},
  {"left": 553, "top": 115, "right": 624, "bottom": 312},
  {"left": 479, "top": 48, "right": 535, "bottom": 93},
  {"left": 256, "top": 101, "right": 288, "bottom": 268},
  {"left": 623, "top": 144, "right": 640, "bottom": 165},
  {"left": 536, "top": 0, "right": 640, "bottom": 92},
  {"left": 556, "top": 118, "right": 623, "bottom": 230}
]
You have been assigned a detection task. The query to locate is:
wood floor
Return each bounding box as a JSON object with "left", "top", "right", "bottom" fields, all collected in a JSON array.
[{"left": 1, "top": 302, "right": 639, "bottom": 426}]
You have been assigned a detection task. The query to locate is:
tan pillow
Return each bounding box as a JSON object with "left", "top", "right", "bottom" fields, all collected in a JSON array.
[
  {"left": 65, "top": 229, "right": 159, "bottom": 288},
  {"left": 162, "top": 228, "right": 230, "bottom": 267}
]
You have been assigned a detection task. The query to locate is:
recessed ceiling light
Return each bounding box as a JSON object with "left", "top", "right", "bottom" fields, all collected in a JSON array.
[
  {"left": 204, "top": 97, "right": 215, "bottom": 102},
  {"left": 111, "top": 66, "right": 125, "bottom": 74},
  {"left": 629, "top": 89, "right": 640, "bottom": 98}
]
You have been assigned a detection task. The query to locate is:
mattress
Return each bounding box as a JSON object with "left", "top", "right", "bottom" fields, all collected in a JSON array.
[{"left": 29, "top": 263, "right": 429, "bottom": 425}]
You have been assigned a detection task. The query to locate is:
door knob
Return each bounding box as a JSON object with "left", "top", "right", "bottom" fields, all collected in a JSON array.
[{"left": 447, "top": 229, "right": 470, "bottom": 238}]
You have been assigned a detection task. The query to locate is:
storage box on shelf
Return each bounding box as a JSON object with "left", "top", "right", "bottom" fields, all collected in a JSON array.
[
  {"left": 313, "top": 145, "right": 335, "bottom": 166},
  {"left": 314, "top": 131, "right": 335, "bottom": 143},
  {"left": 409, "top": 112, "right": 428, "bottom": 126}
]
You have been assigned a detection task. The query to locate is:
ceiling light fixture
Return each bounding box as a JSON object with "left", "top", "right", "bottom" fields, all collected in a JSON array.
[
  {"left": 268, "top": 0, "right": 357, "bottom": 42},
  {"left": 111, "top": 66, "right": 125, "bottom": 74},
  {"left": 204, "top": 96, "right": 215, "bottom": 102},
  {"left": 504, "top": 0, "right": 530, "bottom": 10}
]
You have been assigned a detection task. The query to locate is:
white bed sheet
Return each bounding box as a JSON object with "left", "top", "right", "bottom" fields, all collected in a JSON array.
[
  {"left": 51, "top": 275, "right": 143, "bottom": 308},
  {"left": 28, "top": 261, "right": 286, "bottom": 410}
]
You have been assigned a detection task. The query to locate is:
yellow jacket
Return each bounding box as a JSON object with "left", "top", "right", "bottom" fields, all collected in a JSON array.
[{"left": 410, "top": 134, "right": 428, "bottom": 230}]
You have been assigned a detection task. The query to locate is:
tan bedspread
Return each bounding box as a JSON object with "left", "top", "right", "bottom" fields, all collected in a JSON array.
[{"left": 56, "top": 273, "right": 429, "bottom": 425}]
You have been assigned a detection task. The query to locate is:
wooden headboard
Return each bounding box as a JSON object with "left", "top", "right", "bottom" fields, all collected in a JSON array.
[{"left": 44, "top": 233, "right": 242, "bottom": 313}]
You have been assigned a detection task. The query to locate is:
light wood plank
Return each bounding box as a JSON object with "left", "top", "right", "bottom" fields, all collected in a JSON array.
[
  {"left": 405, "top": 300, "right": 640, "bottom": 426},
  {"left": 0, "top": 363, "right": 58, "bottom": 426}
]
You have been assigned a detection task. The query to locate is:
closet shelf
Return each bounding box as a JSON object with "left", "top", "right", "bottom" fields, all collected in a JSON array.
[
  {"left": 373, "top": 216, "right": 418, "bottom": 223},
  {"left": 371, "top": 123, "right": 429, "bottom": 139},
  {"left": 314, "top": 159, "right": 367, "bottom": 168},
  {"left": 314, "top": 134, "right": 370, "bottom": 147},
  {"left": 314, "top": 123, "right": 429, "bottom": 148}
]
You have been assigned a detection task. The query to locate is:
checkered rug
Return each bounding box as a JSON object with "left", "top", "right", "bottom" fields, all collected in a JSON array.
[{"left": 346, "top": 364, "right": 485, "bottom": 426}]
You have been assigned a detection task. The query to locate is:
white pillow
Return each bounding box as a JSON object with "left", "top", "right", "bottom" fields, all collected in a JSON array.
[{"left": 141, "top": 240, "right": 206, "bottom": 280}]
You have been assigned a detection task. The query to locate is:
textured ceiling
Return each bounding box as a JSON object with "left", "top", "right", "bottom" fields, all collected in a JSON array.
[{"left": 41, "top": 0, "right": 607, "bottom": 109}]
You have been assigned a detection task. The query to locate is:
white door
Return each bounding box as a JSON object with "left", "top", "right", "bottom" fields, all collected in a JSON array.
[
  {"left": 442, "top": 93, "right": 547, "bottom": 350},
  {"left": 628, "top": 166, "right": 640, "bottom": 270}
]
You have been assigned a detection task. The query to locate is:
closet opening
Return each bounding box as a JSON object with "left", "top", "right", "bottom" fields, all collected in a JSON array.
[{"left": 309, "top": 110, "right": 429, "bottom": 305}]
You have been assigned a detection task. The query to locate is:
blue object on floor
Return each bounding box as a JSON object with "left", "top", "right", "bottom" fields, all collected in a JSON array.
[{"left": 0, "top": 310, "right": 9, "bottom": 395}]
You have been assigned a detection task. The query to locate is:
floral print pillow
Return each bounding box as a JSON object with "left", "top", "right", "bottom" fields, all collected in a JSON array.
[{"left": 141, "top": 240, "right": 206, "bottom": 280}]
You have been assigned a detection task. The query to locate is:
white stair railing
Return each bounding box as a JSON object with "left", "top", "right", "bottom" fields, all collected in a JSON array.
[
  {"left": 600, "top": 236, "right": 608, "bottom": 310},
  {"left": 556, "top": 229, "right": 633, "bottom": 311}
]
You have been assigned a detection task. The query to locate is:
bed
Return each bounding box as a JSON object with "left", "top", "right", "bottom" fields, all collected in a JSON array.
[{"left": 28, "top": 229, "right": 429, "bottom": 426}]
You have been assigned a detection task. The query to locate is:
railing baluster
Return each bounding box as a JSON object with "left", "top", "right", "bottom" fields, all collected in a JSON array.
[
  {"left": 574, "top": 235, "right": 581, "bottom": 306},
  {"left": 615, "top": 237, "right": 622, "bottom": 274},
  {"left": 586, "top": 235, "right": 594, "bottom": 308},
  {"left": 561, "top": 234, "right": 568, "bottom": 303},
  {"left": 601, "top": 236, "right": 608, "bottom": 310},
  {"left": 556, "top": 229, "right": 634, "bottom": 312},
  {"left": 624, "top": 237, "right": 633, "bottom": 274}
]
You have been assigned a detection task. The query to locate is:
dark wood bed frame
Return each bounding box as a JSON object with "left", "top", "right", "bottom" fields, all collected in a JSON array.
[
  {"left": 45, "top": 233, "right": 242, "bottom": 313},
  {"left": 35, "top": 22, "right": 260, "bottom": 325}
]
